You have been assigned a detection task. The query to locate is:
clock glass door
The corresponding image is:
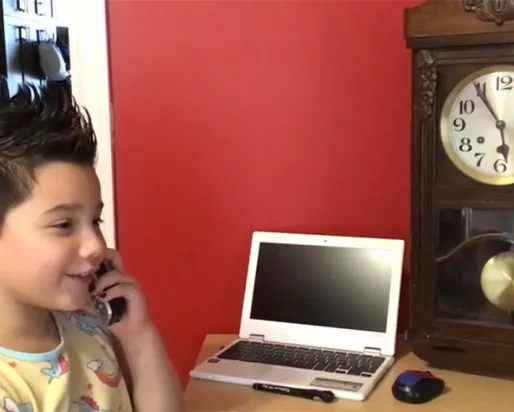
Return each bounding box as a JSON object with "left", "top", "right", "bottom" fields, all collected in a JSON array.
[{"left": 436, "top": 208, "right": 514, "bottom": 328}]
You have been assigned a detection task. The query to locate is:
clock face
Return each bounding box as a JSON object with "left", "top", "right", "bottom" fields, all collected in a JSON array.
[{"left": 440, "top": 65, "right": 514, "bottom": 185}]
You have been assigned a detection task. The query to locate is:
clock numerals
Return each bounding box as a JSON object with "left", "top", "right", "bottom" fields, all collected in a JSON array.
[
  {"left": 475, "top": 82, "right": 486, "bottom": 96},
  {"left": 474, "top": 152, "right": 485, "bottom": 167},
  {"left": 458, "top": 99, "right": 475, "bottom": 115},
  {"left": 494, "top": 158, "right": 507, "bottom": 173},
  {"left": 453, "top": 117, "right": 466, "bottom": 132},
  {"left": 496, "top": 74, "right": 513, "bottom": 91},
  {"left": 453, "top": 99, "right": 476, "bottom": 131},
  {"left": 458, "top": 136, "right": 485, "bottom": 151},
  {"left": 457, "top": 137, "right": 506, "bottom": 174},
  {"left": 440, "top": 67, "right": 514, "bottom": 185},
  {"left": 458, "top": 137, "right": 472, "bottom": 152}
]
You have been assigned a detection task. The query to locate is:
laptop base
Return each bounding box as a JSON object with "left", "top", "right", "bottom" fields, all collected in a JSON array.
[{"left": 190, "top": 337, "right": 395, "bottom": 401}]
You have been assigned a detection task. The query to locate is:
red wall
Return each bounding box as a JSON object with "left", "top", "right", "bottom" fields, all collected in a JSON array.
[{"left": 107, "top": 0, "right": 417, "bottom": 386}]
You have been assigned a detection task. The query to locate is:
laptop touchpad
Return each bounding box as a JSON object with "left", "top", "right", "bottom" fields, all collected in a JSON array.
[{"left": 212, "top": 359, "right": 273, "bottom": 380}]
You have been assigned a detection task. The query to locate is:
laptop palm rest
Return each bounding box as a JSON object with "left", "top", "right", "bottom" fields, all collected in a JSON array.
[{"left": 203, "top": 357, "right": 272, "bottom": 381}]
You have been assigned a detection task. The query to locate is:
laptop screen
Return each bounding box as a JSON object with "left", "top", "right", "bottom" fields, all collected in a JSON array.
[{"left": 249, "top": 242, "right": 394, "bottom": 333}]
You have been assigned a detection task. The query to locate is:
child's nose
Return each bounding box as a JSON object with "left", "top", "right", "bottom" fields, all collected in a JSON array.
[{"left": 78, "top": 231, "right": 106, "bottom": 262}]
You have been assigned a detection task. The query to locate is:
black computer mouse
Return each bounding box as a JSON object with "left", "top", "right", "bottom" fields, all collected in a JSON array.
[{"left": 392, "top": 370, "right": 445, "bottom": 404}]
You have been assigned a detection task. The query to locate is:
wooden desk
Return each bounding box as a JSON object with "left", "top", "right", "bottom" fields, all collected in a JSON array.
[{"left": 185, "top": 334, "right": 514, "bottom": 411}]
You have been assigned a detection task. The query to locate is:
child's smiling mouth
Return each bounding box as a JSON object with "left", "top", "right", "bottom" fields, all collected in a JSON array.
[{"left": 66, "top": 271, "right": 96, "bottom": 287}]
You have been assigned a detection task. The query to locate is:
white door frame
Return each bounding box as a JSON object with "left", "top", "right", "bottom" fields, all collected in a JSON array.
[{"left": 69, "top": 0, "right": 116, "bottom": 248}]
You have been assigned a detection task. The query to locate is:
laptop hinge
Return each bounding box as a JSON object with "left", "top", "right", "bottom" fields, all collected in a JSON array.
[
  {"left": 364, "top": 346, "right": 381, "bottom": 355},
  {"left": 249, "top": 334, "right": 265, "bottom": 342}
]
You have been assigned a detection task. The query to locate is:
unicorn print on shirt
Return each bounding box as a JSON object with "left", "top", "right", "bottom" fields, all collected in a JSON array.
[
  {"left": 40, "top": 354, "right": 69, "bottom": 383},
  {"left": 63, "top": 310, "right": 109, "bottom": 338},
  {"left": 3, "top": 397, "right": 34, "bottom": 412},
  {"left": 87, "top": 344, "right": 121, "bottom": 388},
  {"left": 73, "top": 395, "right": 111, "bottom": 412}
]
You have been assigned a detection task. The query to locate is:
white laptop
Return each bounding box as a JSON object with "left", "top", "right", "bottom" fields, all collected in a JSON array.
[{"left": 190, "top": 231, "right": 405, "bottom": 401}]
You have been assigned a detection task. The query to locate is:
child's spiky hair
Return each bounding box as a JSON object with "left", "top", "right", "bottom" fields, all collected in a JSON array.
[{"left": 0, "top": 83, "right": 97, "bottom": 227}]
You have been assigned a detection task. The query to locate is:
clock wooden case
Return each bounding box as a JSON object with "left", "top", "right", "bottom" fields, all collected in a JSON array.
[{"left": 405, "top": 0, "right": 514, "bottom": 379}]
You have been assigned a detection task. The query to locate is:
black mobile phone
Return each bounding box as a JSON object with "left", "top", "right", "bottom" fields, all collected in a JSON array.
[{"left": 93, "top": 261, "right": 128, "bottom": 326}]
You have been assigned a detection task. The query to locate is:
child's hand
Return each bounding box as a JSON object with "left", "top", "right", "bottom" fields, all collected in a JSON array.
[{"left": 91, "top": 248, "right": 150, "bottom": 341}]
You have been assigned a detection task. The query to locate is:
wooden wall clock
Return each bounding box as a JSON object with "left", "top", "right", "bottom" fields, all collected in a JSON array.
[{"left": 405, "top": 0, "right": 514, "bottom": 379}]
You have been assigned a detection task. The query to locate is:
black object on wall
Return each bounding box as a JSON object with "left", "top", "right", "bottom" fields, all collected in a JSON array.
[{"left": 0, "top": 0, "right": 69, "bottom": 97}]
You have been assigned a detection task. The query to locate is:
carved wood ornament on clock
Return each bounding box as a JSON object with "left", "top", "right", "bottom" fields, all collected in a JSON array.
[{"left": 405, "top": 0, "right": 514, "bottom": 379}]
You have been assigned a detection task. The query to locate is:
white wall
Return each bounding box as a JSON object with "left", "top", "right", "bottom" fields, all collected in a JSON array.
[{"left": 69, "top": 0, "right": 116, "bottom": 248}]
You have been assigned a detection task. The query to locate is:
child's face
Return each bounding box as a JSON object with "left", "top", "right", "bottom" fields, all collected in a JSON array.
[{"left": 0, "top": 162, "right": 106, "bottom": 311}]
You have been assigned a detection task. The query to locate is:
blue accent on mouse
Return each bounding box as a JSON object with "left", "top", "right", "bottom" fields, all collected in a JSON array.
[
  {"left": 397, "top": 373, "right": 422, "bottom": 385},
  {"left": 392, "top": 369, "right": 446, "bottom": 404}
]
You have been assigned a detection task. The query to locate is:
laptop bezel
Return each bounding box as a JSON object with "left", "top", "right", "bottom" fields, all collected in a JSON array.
[{"left": 239, "top": 231, "right": 405, "bottom": 356}]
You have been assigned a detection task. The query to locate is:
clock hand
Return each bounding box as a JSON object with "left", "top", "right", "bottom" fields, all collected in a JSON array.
[
  {"left": 474, "top": 82, "right": 500, "bottom": 123},
  {"left": 473, "top": 82, "right": 510, "bottom": 163},
  {"left": 496, "top": 121, "right": 510, "bottom": 163}
]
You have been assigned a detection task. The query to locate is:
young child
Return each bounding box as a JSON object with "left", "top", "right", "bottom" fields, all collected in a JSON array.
[{"left": 0, "top": 84, "right": 184, "bottom": 411}]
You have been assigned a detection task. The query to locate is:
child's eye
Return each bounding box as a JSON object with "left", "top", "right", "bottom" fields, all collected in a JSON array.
[
  {"left": 52, "top": 220, "right": 74, "bottom": 233},
  {"left": 93, "top": 218, "right": 104, "bottom": 227}
]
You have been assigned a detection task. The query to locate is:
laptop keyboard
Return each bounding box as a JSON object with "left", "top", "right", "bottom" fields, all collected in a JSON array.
[{"left": 216, "top": 340, "right": 385, "bottom": 377}]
